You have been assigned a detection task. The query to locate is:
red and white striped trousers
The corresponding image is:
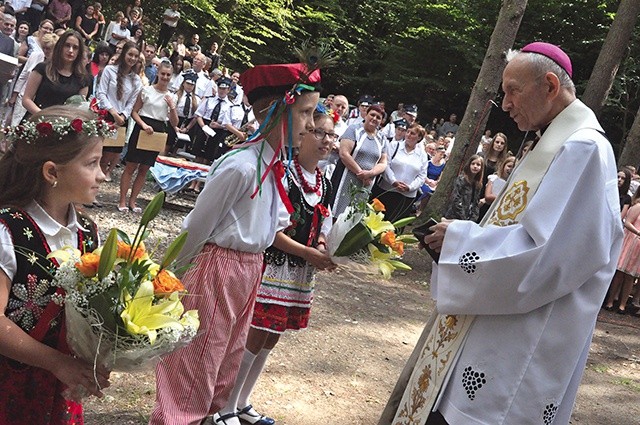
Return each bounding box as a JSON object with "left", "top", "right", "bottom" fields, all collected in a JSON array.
[{"left": 149, "top": 244, "right": 263, "bottom": 425}]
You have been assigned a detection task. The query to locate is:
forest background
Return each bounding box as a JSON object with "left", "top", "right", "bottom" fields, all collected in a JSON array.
[{"left": 105, "top": 0, "right": 640, "bottom": 161}]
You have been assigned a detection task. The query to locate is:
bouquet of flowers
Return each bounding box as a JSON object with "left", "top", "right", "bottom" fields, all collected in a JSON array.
[
  {"left": 327, "top": 190, "right": 418, "bottom": 278},
  {"left": 48, "top": 193, "right": 199, "bottom": 372}
]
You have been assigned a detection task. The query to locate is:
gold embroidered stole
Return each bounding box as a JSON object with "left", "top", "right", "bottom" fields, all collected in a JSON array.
[{"left": 391, "top": 100, "right": 601, "bottom": 425}]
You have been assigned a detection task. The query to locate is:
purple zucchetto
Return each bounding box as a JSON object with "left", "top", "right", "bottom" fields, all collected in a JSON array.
[{"left": 521, "top": 42, "right": 573, "bottom": 78}]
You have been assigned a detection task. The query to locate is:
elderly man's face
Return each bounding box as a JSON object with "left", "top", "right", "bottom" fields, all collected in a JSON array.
[
  {"left": 502, "top": 55, "right": 553, "bottom": 131},
  {"left": 2, "top": 19, "right": 15, "bottom": 36}
]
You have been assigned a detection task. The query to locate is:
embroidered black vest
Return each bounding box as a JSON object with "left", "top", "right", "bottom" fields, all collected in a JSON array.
[
  {"left": 264, "top": 172, "right": 332, "bottom": 268},
  {"left": 0, "top": 208, "right": 98, "bottom": 340}
]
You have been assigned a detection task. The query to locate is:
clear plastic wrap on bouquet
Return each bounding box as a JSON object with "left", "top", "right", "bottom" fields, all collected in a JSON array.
[
  {"left": 64, "top": 300, "right": 197, "bottom": 372},
  {"left": 326, "top": 199, "right": 418, "bottom": 278}
]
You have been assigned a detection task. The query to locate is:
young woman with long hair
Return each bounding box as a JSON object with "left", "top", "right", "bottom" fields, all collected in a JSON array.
[
  {"left": 95, "top": 40, "right": 142, "bottom": 181},
  {"left": 22, "top": 31, "right": 89, "bottom": 117}
]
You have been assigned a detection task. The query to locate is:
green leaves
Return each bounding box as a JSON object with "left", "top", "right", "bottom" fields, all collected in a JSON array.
[
  {"left": 161, "top": 232, "right": 188, "bottom": 270},
  {"left": 140, "top": 192, "right": 165, "bottom": 227},
  {"left": 98, "top": 228, "right": 118, "bottom": 281}
]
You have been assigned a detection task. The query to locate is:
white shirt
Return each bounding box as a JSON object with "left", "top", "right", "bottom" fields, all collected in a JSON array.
[
  {"left": 9, "top": 0, "right": 31, "bottom": 13},
  {"left": 96, "top": 64, "right": 142, "bottom": 118},
  {"left": 289, "top": 165, "right": 333, "bottom": 236},
  {"left": 109, "top": 25, "right": 130, "bottom": 46},
  {"left": 137, "top": 85, "right": 177, "bottom": 121},
  {"left": 379, "top": 141, "right": 429, "bottom": 197},
  {"left": 0, "top": 203, "right": 90, "bottom": 280},
  {"left": 175, "top": 90, "right": 197, "bottom": 119},
  {"left": 13, "top": 48, "right": 44, "bottom": 95},
  {"left": 334, "top": 119, "right": 348, "bottom": 137},
  {"left": 434, "top": 125, "right": 623, "bottom": 424},
  {"left": 195, "top": 95, "right": 232, "bottom": 125},
  {"left": 180, "top": 142, "right": 290, "bottom": 259},
  {"left": 173, "top": 71, "right": 214, "bottom": 99},
  {"left": 229, "top": 103, "right": 254, "bottom": 129},
  {"left": 162, "top": 8, "right": 180, "bottom": 27}
]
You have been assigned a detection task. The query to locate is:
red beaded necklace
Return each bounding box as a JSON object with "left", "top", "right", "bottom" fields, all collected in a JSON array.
[{"left": 293, "top": 156, "right": 322, "bottom": 196}]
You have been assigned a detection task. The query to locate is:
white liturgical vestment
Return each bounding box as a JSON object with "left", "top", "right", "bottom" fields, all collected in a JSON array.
[{"left": 430, "top": 100, "right": 623, "bottom": 425}]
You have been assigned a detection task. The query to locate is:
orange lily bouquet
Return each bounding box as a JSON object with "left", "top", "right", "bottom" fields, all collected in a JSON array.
[
  {"left": 326, "top": 196, "right": 418, "bottom": 278},
  {"left": 48, "top": 192, "right": 199, "bottom": 372}
]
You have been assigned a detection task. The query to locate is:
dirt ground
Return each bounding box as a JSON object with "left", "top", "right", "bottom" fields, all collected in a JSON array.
[{"left": 82, "top": 176, "right": 640, "bottom": 424}]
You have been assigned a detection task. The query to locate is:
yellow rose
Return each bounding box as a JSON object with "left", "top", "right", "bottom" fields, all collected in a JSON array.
[
  {"left": 75, "top": 252, "right": 100, "bottom": 277},
  {"left": 153, "top": 269, "right": 185, "bottom": 294}
]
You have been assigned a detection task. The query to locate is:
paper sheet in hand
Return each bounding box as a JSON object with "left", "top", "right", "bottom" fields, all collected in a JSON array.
[
  {"left": 176, "top": 132, "right": 190, "bottom": 142},
  {"left": 202, "top": 126, "right": 216, "bottom": 138},
  {"left": 103, "top": 127, "right": 126, "bottom": 147},
  {"left": 0, "top": 52, "right": 18, "bottom": 75},
  {"left": 138, "top": 131, "right": 167, "bottom": 152}
]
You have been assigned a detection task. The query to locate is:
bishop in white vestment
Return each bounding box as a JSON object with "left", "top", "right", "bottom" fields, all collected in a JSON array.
[{"left": 392, "top": 43, "right": 623, "bottom": 425}]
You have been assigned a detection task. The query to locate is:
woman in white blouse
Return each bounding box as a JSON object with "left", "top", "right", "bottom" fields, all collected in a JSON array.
[
  {"left": 95, "top": 41, "right": 142, "bottom": 181},
  {"left": 118, "top": 60, "right": 178, "bottom": 212},
  {"left": 372, "top": 123, "right": 429, "bottom": 222}
]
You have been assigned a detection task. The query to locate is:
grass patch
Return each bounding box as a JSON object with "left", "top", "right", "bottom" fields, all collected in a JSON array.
[
  {"left": 614, "top": 378, "right": 640, "bottom": 392},
  {"left": 590, "top": 364, "right": 609, "bottom": 373}
]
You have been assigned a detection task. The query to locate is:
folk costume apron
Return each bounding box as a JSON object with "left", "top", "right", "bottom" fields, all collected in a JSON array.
[{"left": 392, "top": 100, "right": 603, "bottom": 425}]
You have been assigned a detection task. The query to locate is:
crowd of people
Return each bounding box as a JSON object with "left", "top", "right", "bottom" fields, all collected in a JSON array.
[{"left": 0, "top": 1, "right": 636, "bottom": 424}]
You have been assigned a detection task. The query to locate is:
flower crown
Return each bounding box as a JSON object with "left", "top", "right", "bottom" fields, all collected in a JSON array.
[{"left": 3, "top": 116, "right": 116, "bottom": 145}]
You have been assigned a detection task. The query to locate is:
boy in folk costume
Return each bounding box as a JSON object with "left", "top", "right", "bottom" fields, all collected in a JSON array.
[
  {"left": 150, "top": 60, "right": 322, "bottom": 425},
  {"left": 387, "top": 43, "right": 623, "bottom": 425}
]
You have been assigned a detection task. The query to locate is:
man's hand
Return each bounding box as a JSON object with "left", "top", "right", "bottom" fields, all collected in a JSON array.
[{"left": 424, "top": 218, "right": 453, "bottom": 253}]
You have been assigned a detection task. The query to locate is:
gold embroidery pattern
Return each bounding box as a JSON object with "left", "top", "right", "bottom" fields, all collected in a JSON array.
[
  {"left": 394, "top": 314, "right": 470, "bottom": 425},
  {"left": 488, "top": 180, "right": 529, "bottom": 227}
]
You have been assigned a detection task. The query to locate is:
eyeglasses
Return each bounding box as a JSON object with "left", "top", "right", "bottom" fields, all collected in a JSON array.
[{"left": 313, "top": 128, "right": 338, "bottom": 141}]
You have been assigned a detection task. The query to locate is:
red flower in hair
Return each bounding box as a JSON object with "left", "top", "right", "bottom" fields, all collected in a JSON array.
[
  {"left": 71, "top": 119, "right": 83, "bottom": 132},
  {"left": 36, "top": 122, "right": 53, "bottom": 136}
]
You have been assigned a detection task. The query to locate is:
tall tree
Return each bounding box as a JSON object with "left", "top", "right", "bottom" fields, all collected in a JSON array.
[
  {"left": 377, "top": 2, "right": 529, "bottom": 424},
  {"left": 414, "top": 0, "right": 528, "bottom": 227},
  {"left": 582, "top": 0, "right": 640, "bottom": 116},
  {"left": 619, "top": 107, "right": 640, "bottom": 167}
]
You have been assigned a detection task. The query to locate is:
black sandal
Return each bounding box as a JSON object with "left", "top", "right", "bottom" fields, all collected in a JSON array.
[
  {"left": 237, "top": 405, "right": 275, "bottom": 425},
  {"left": 215, "top": 412, "right": 239, "bottom": 425}
]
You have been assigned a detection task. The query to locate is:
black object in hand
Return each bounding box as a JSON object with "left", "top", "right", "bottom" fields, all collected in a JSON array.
[{"left": 413, "top": 218, "right": 440, "bottom": 263}]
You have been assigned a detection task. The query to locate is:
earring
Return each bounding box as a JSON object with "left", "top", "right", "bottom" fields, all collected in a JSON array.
[{"left": 52, "top": 181, "right": 58, "bottom": 188}]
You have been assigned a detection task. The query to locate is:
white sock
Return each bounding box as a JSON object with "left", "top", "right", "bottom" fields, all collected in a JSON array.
[
  {"left": 237, "top": 348, "right": 272, "bottom": 409},
  {"left": 219, "top": 349, "right": 257, "bottom": 416}
]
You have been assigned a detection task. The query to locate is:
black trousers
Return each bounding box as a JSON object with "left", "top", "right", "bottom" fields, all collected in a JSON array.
[{"left": 157, "top": 23, "right": 175, "bottom": 50}]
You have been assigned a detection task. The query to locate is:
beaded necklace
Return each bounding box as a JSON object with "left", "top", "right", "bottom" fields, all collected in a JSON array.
[{"left": 293, "top": 155, "right": 322, "bottom": 196}]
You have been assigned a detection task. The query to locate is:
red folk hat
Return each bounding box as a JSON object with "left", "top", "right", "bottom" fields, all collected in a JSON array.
[
  {"left": 240, "top": 63, "right": 321, "bottom": 104},
  {"left": 521, "top": 42, "right": 573, "bottom": 78}
]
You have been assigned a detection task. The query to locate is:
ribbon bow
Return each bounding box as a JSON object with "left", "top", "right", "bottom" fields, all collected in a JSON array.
[{"left": 307, "top": 203, "right": 330, "bottom": 246}]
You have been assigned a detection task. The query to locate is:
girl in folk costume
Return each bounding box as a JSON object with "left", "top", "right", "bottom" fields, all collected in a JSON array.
[
  {"left": 220, "top": 107, "right": 337, "bottom": 425},
  {"left": 150, "top": 49, "right": 333, "bottom": 425},
  {"left": 0, "top": 106, "right": 112, "bottom": 424},
  {"left": 444, "top": 154, "right": 484, "bottom": 222}
]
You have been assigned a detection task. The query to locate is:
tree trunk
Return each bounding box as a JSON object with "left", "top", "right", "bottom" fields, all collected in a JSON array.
[
  {"left": 377, "top": 1, "right": 528, "bottom": 424},
  {"left": 582, "top": 0, "right": 640, "bottom": 116},
  {"left": 414, "top": 0, "right": 527, "bottom": 228},
  {"left": 619, "top": 106, "right": 640, "bottom": 169}
]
